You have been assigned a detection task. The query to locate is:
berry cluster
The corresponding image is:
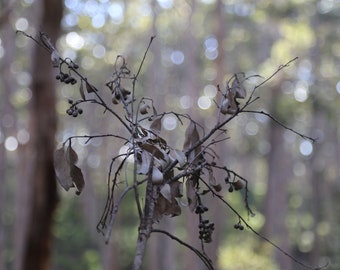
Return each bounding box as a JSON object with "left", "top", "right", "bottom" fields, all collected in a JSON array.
[
  {"left": 66, "top": 99, "right": 83, "bottom": 117},
  {"left": 199, "top": 219, "right": 215, "bottom": 243},
  {"left": 234, "top": 221, "right": 244, "bottom": 230},
  {"left": 56, "top": 73, "right": 77, "bottom": 85}
]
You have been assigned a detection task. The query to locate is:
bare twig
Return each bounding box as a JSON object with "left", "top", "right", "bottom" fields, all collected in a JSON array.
[{"left": 151, "top": 229, "right": 214, "bottom": 270}]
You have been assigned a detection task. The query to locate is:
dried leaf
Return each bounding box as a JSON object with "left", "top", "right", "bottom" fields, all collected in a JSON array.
[
  {"left": 151, "top": 166, "right": 163, "bottom": 184},
  {"left": 173, "top": 149, "right": 186, "bottom": 167},
  {"left": 54, "top": 145, "right": 85, "bottom": 195},
  {"left": 71, "top": 165, "right": 85, "bottom": 195},
  {"left": 183, "top": 121, "right": 201, "bottom": 163},
  {"left": 232, "top": 73, "right": 246, "bottom": 99},
  {"left": 51, "top": 50, "right": 60, "bottom": 68},
  {"left": 66, "top": 144, "right": 78, "bottom": 165},
  {"left": 86, "top": 81, "right": 97, "bottom": 93},
  {"left": 220, "top": 98, "right": 230, "bottom": 115},
  {"left": 186, "top": 177, "right": 198, "bottom": 212},
  {"left": 137, "top": 151, "right": 152, "bottom": 175},
  {"left": 54, "top": 147, "right": 74, "bottom": 191},
  {"left": 160, "top": 184, "right": 171, "bottom": 202},
  {"left": 79, "top": 80, "right": 86, "bottom": 100},
  {"left": 150, "top": 116, "right": 162, "bottom": 135},
  {"left": 153, "top": 195, "right": 181, "bottom": 221},
  {"left": 208, "top": 170, "right": 221, "bottom": 192},
  {"left": 140, "top": 143, "right": 165, "bottom": 161}
]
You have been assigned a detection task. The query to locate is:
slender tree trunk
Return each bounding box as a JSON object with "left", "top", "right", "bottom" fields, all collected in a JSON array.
[
  {"left": 14, "top": 1, "right": 63, "bottom": 270},
  {"left": 263, "top": 85, "right": 292, "bottom": 270}
]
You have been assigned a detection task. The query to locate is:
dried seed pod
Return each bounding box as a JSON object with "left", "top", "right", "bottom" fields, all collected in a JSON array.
[
  {"left": 139, "top": 104, "right": 150, "bottom": 115},
  {"left": 232, "top": 179, "right": 245, "bottom": 191}
]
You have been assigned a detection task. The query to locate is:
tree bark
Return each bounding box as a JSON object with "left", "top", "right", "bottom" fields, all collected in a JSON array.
[{"left": 14, "top": 1, "right": 63, "bottom": 270}]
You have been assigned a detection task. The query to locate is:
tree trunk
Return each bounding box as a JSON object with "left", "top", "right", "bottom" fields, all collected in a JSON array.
[
  {"left": 263, "top": 85, "right": 292, "bottom": 270},
  {"left": 14, "top": 1, "right": 63, "bottom": 270}
]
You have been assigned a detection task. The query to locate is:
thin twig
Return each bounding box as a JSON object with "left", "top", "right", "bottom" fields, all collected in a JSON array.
[
  {"left": 243, "top": 110, "right": 317, "bottom": 143},
  {"left": 200, "top": 180, "right": 327, "bottom": 270},
  {"left": 151, "top": 229, "right": 214, "bottom": 270}
]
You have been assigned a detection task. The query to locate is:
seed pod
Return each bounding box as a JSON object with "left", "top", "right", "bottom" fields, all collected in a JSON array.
[
  {"left": 139, "top": 104, "right": 150, "bottom": 115},
  {"left": 232, "top": 179, "right": 245, "bottom": 191}
]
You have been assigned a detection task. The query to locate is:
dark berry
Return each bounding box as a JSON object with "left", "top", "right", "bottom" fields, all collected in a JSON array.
[
  {"left": 72, "top": 110, "right": 78, "bottom": 117},
  {"left": 66, "top": 108, "right": 73, "bottom": 115},
  {"left": 56, "top": 74, "right": 61, "bottom": 80},
  {"left": 78, "top": 108, "right": 83, "bottom": 114}
]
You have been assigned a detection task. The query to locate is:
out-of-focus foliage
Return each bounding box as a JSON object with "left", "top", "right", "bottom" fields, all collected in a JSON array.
[{"left": 1, "top": 0, "right": 340, "bottom": 269}]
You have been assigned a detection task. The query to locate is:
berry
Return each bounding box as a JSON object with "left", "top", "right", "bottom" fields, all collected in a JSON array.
[{"left": 78, "top": 108, "right": 83, "bottom": 114}]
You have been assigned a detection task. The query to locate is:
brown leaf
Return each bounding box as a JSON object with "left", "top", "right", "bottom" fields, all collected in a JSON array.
[
  {"left": 150, "top": 116, "right": 162, "bottom": 135},
  {"left": 183, "top": 121, "right": 201, "bottom": 163},
  {"left": 79, "top": 80, "right": 86, "bottom": 100},
  {"left": 71, "top": 165, "right": 85, "bottom": 195},
  {"left": 151, "top": 166, "right": 163, "bottom": 184},
  {"left": 54, "top": 147, "right": 74, "bottom": 191},
  {"left": 137, "top": 151, "right": 152, "bottom": 175},
  {"left": 153, "top": 195, "right": 181, "bottom": 221},
  {"left": 208, "top": 169, "right": 221, "bottom": 192},
  {"left": 66, "top": 144, "right": 78, "bottom": 165},
  {"left": 160, "top": 184, "right": 171, "bottom": 201},
  {"left": 186, "top": 177, "right": 198, "bottom": 212},
  {"left": 232, "top": 73, "right": 246, "bottom": 99},
  {"left": 85, "top": 81, "right": 97, "bottom": 93}
]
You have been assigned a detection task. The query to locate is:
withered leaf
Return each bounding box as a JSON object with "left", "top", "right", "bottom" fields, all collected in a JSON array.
[
  {"left": 85, "top": 81, "right": 97, "bottom": 93},
  {"left": 137, "top": 150, "right": 152, "bottom": 175},
  {"left": 54, "top": 147, "right": 74, "bottom": 191},
  {"left": 54, "top": 145, "right": 85, "bottom": 195},
  {"left": 151, "top": 166, "right": 163, "bottom": 184},
  {"left": 79, "top": 80, "right": 86, "bottom": 100},
  {"left": 153, "top": 195, "right": 181, "bottom": 221},
  {"left": 71, "top": 165, "right": 85, "bottom": 195},
  {"left": 160, "top": 183, "right": 171, "bottom": 202},
  {"left": 186, "top": 177, "right": 198, "bottom": 212},
  {"left": 231, "top": 73, "right": 246, "bottom": 99},
  {"left": 173, "top": 149, "right": 186, "bottom": 167},
  {"left": 66, "top": 144, "right": 78, "bottom": 165},
  {"left": 208, "top": 169, "right": 222, "bottom": 192},
  {"left": 140, "top": 143, "right": 165, "bottom": 161},
  {"left": 183, "top": 121, "right": 201, "bottom": 163},
  {"left": 150, "top": 116, "right": 162, "bottom": 135}
]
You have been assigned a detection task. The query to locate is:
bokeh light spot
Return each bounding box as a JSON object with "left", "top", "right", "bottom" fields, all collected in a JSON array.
[
  {"left": 162, "top": 115, "right": 177, "bottom": 131},
  {"left": 5, "top": 136, "right": 18, "bottom": 152},
  {"left": 299, "top": 140, "right": 313, "bottom": 156},
  {"left": 197, "top": 96, "right": 211, "bottom": 110}
]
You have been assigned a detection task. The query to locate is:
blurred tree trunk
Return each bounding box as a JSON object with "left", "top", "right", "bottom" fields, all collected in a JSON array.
[
  {"left": 0, "top": 12, "right": 17, "bottom": 270},
  {"left": 14, "top": 1, "right": 63, "bottom": 270},
  {"left": 263, "top": 84, "right": 292, "bottom": 270}
]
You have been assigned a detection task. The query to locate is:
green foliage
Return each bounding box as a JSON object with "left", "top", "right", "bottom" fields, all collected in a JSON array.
[{"left": 52, "top": 197, "right": 100, "bottom": 270}]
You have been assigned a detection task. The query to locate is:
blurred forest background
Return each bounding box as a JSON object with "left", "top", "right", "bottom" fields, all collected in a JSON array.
[{"left": 1, "top": 0, "right": 340, "bottom": 269}]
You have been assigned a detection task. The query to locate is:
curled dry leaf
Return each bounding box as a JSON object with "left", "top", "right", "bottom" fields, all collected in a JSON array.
[
  {"left": 151, "top": 166, "right": 163, "bottom": 184},
  {"left": 208, "top": 169, "right": 222, "bottom": 192},
  {"left": 79, "top": 80, "right": 86, "bottom": 100},
  {"left": 86, "top": 81, "right": 97, "bottom": 93},
  {"left": 54, "top": 144, "right": 85, "bottom": 195},
  {"left": 54, "top": 147, "right": 74, "bottom": 191},
  {"left": 150, "top": 116, "right": 162, "bottom": 135},
  {"left": 71, "top": 165, "right": 85, "bottom": 195},
  {"left": 231, "top": 73, "right": 246, "bottom": 99},
  {"left": 183, "top": 121, "right": 201, "bottom": 163},
  {"left": 173, "top": 149, "right": 186, "bottom": 167},
  {"left": 186, "top": 176, "right": 198, "bottom": 212}
]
